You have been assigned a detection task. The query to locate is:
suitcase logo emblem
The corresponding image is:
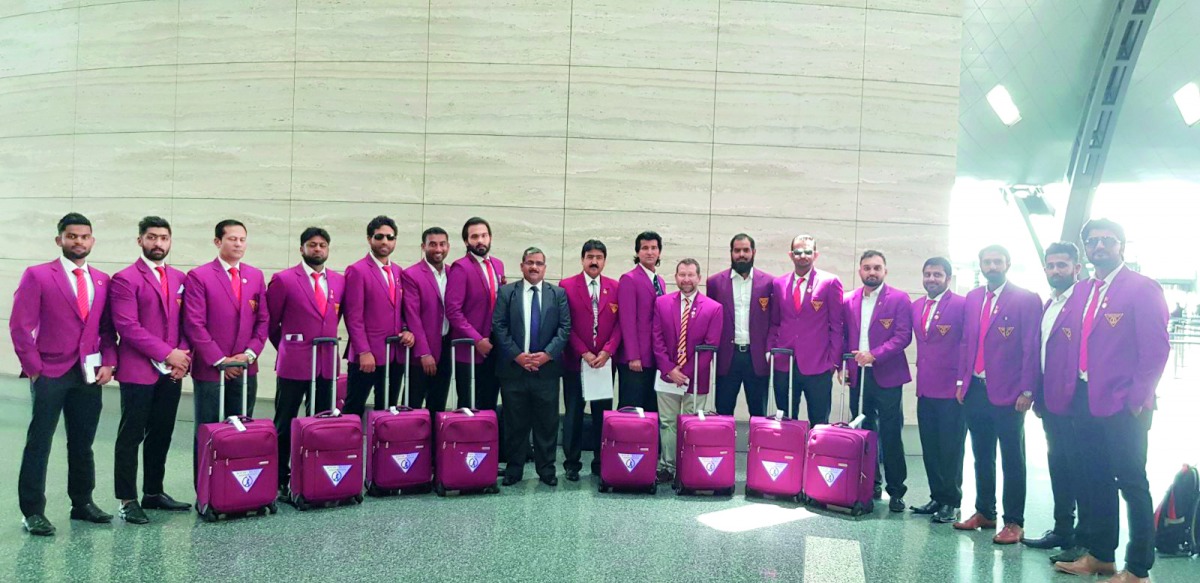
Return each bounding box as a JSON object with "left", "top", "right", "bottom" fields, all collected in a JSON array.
[
  {"left": 761, "top": 460, "right": 788, "bottom": 482},
  {"left": 323, "top": 464, "right": 351, "bottom": 486},
  {"left": 617, "top": 453, "right": 644, "bottom": 473},
  {"left": 465, "top": 452, "right": 488, "bottom": 472},
  {"left": 231, "top": 468, "right": 262, "bottom": 493},
  {"left": 698, "top": 456, "right": 724, "bottom": 477},
  {"left": 818, "top": 465, "right": 844, "bottom": 487},
  {"left": 392, "top": 452, "right": 419, "bottom": 473}
]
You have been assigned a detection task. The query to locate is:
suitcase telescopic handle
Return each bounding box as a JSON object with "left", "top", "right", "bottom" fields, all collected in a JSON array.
[
  {"left": 451, "top": 338, "right": 476, "bottom": 411},
  {"left": 311, "top": 337, "right": 340, "bottom": 417},
  {"left": 841, "top": 352, "right": 867, "bottom": 427},
  {"left": 384, "top": 335, "right": 407, "bottom": 410},
  {"left": 769, "top": 348, "right": 795, "bottom": 420},
  {"left": 216, "top": 361, "right": 250, "bottom": 418},
  {"left": 693, "top": 345, "right": 719, "bottom": 418}
]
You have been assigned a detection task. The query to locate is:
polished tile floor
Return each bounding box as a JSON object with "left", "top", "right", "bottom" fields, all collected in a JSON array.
[{"left": 0, "top": 372, "right": 1195, "bottom": 583}]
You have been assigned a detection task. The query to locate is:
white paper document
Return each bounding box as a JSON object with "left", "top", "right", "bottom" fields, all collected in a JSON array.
[
  {"left": 654, "top": 374, "right": 687, "bottom": 396},
  {"left": 580, "top": 360, "right": 614, "bottom": 401},
  {"left": 82, "top": 352, "right": 102, "bottom": 384}
]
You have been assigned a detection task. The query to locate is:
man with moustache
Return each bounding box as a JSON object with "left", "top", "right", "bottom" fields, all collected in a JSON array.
[
  {"left": 706, "top": 234, "right": 773, "bottom": 417},
  {"left": 767, "top": 235, "right": 844, "bottom": 424},
  {"left": 445, "top": 217, "right": 505, "bottom": 411},
  {"left": 266, "top": 227, "right": 345, "bottom": 495},
  {"left": 184, "top": 220, "right": 270, "bottom": 482},
  {"left": 109, "top": 216, "right": 192, "bottom": 524},
  {"left": 652, "top": 259, "right": 723, "bottom": 484},
  {"left": 11, "top": 213, "right": 117, "bottom": 535},
  {"left": 910, "top": 257, "right": 968, "bottom": 524},
  {"left": 343, "top": 216, "right": 415, "bottom": 415},
  {"left": 403, "top": 227, "right": 453, "bottom": 413},
  {"left": 1024, "top": 242, "right": 1085, "bottom": 557},
  {"left": 1054, "top": 219, "right": 1169, "bottom": 583},
  {"left": 954, "top": 245, "right": 1042, "bottom": 545},
  {"left": 559, "top": 240, "right": 621, "bottom": 480},
  {"left": 618, "top": 231, "right": 667, "bottom": 414}
]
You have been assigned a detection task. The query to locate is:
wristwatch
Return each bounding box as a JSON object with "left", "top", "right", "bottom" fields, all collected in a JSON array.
[{"left": 1021, "top": 390, "right": 1033, "bottom": 398}]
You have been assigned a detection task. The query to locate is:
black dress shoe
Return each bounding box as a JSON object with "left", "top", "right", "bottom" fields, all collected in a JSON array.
[
  {"left": 873, "top": 484, "right": 883, "bottom": 500},
  {"left": 277, "top": 484, "right": 290, "bottom": 501},
  {"left": 911, "top": 500, "right": 940, "bottom": 515},
  {"left": 22, "top": 514, "right": 55, "bottom": 536},
  {"left": 565, "top": 469, "right": 581, "bottom": 482},
  {"left": 539, "top": 475, "right": 558, "bottom": 487},
  {"left": 70, "top": 503, "right": 113, "bottom": 524},
  {"left": 119, "top": 501, "right": 150, "bottom": 525},
  {"left": 656, "top": 469, "right": 674, "bottom": 484},
  {"left": 142, "top": 493, "right": 192, "bottom": 511},
  {"left": 501, "top": 475, "right": 521, "bottom": 486},
  {"left": 1049, "top": 546, "right": 1088, "bottom": 564},
  {"left": 1021, "top": 530, "right": 1074, "bottom": 550},
  {"left": 932, "top": 505, "right": 960, "bottom": 524},
  {"left": 888, "top": 497, "right": 906, "bottom": 513}
]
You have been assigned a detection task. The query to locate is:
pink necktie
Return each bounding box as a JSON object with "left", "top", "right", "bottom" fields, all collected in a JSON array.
[
  {"left": 229, "top": 267, "right": 242, "bottom": 303},
  {"left": 974, "top": 291, "right": 995, "bottom": 375},
  {"left": 921, "top": 298, "right": 934, "bottom": 338},
  {"left": 73, "top": 268, "right": 89, "bottom": 320},
  {"left": 1080, "top": 279, "right": 1103, "bottom": 373},
  {"left": 312, "top": 272, "right": 327, "bottom": 316},
  {"left": 792, "top": 276, "right": 805, "bottom": 311},
  {"left": 156, "top": 266, "right": 169, "bottom": 300}
]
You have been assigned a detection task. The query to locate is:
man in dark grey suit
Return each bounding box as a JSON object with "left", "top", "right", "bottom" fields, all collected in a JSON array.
[{"left": 493, "top": 247, "right": 572, "bottom": 487}]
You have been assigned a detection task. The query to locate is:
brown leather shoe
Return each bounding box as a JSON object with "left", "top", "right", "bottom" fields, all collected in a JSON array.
[
  {"left": 1098, "top": 571, "right": 1148, "bottom": 583},
  {"left": 953, "top": 512, "right": 998, "bottom": 531},
  {"left": 992, "top": 523, "right": 1023, "bottom": 544},
  {"left": 1054, "top": 554, "right": 1118, "bottom": 577}
]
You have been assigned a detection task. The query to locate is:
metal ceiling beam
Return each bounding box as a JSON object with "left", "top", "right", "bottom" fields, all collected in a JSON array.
[{"left": 1060, "top": 0, "right": 1161, "bottom": 257}]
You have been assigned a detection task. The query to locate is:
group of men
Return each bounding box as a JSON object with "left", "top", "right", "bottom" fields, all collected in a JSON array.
[{"left": 10, "top": 212, "right": 1169, "bottom": 583}]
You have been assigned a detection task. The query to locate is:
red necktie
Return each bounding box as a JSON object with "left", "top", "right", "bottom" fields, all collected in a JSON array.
[
  {"left": 385, "top": 265, "right": 396, "bottom": 304},
  {"left": 229, "top": 267, "right": 242, "bottom": 303},
  {"left": 484, "top": 260, "right": 497, "bottom": 309},
  {"left": 156, "top": 266, "right": 169, "bottom": 300},
  {"left": 312, "top": 272, "right": 327, "bottom": 316},
  {"left": 792, "top": 276, "right": 805, "bottom": 311},
  {"left": 921, "top": 298, "right": 934, "bottom": 338},
  {"left": 973, "top": 291, "right": 995, "bottom": 375},
  {"left": 72, "top": 268, "right": 89, "bottom": 320},
  {"left": 1080, "top": 279, "right": 1103, "bottom": 373}
]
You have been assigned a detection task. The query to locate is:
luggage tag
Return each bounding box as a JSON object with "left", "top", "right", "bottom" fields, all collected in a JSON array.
[
  {"left": 634, "top": 406, "right": 645, "bottom": 419},
  {"left": 227, "top": 416, "right": 247, "bottom": 432},
  {"left": 459, "top": 408, "right": 475, "bottom": 417},
  {"left": 389, "top": 406, "right": 400, "bottom": 416},
  {"left": 698, "top": 410, "right": 706, "bottom": 421},
  {"left": 774, "top": 411, "right": 784, "bottom": 421}
]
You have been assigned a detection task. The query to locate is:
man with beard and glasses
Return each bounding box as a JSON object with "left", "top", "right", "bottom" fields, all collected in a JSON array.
[
  {"left": 1053, "top": 219, "right": 1169, "bottom": 583},
  {"left": 705, "top": 233, "right": 773, "bottom": 417},
  {"left": 1024, "top": 242, "right": 1085, "bottom": 558},
  {"left": 343, "top": 216, "right": 414, "bottom": 416},
  {"left": 446, "top": 217, "right": 506, "bottom": 412},
  {"left": 910, "top": 257, "right": 968, "bottom": 524},
  {"left": 844, "top": 250, "right": 913, "bottom": 511},
  {"left": 12, "top": 213, "right": 118, "bottom": 536},
  {"left": 618, "top": 231, "right": 667, "bottom": 414},
  {"left": 403, "top": 227, "right": 453, "bottom": 413},
  {"left": 266, "top": 227, "right": 344, "bottom": 497},
  {"left": 954, "top": 244, "right": 1041, "bottom": 546},
  {"left": 109, "top": 216, "right": 192, "bottom": 524},
  {"left": 559, "top": 240, "right": 621, "bottom": 480}
]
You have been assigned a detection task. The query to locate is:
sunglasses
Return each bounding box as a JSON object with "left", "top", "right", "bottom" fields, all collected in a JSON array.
[
  {"left": 1084, "top": 236, "right": 1118, "bottom": 249},
  {"left": 791, "top": 249, "right": 815, "bottom": 257},
  {"left": 372, "top": 234, "right": 396, "bottom": 241}
]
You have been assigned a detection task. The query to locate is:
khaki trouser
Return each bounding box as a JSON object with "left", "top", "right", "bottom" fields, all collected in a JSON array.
[{"left": 657, "top": 390, "right": 708, "bottom": 473}]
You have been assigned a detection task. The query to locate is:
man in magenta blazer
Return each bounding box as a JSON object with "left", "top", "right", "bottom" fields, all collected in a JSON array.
[
  {"left": 403, "top": 227, "right": 453, "bottom": 412},
  {"left": 11, "top": 213, "right": 117, "bottom": 535},
  {"left": 766, "top": 234, "right": 845, "bottom": 424},
  {"left": 617, "top": 231, "right": 667, "bottom": 414},
  {"left": 343, "top": 216, "right": 415, "bottom": 415},
  {"left": 445, "top": 217, "right": 506, "bottom": 411},
  {"left": 183, "top": 219, "right": 269, "bottom": 481},
  {"left": 266, "top": 227, "right": 345, "bottom": 493},
  {"left": 953, "top": 244, "right": 1042, "bottom": 546},
  {"left": 910, "top": 257, "right": 968, "bottom": 524},
  {"left": 844, "top": 250, "right": 913, "bottom": 513},
  {"left": 559, "top": 240, "right": 621, "bottom": 480},
  {"left": 652, "top": 259, "right": 722, "bottom": 484},
  {"left": 706, "top": 234, "right": 773, "bottom": 417},
  {"left": 1054, "top": 220, "right": 1169, "bottom": 583},
  {"left": 110, "top": 217, "right": 193, "bottom": 524}
]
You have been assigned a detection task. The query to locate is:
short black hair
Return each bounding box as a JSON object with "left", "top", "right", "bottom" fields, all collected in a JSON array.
[
  {"left": 1081, "top": 218, "right": 1126, "bottom": 246},
  {"left": 215, "top": 219, "right": 246, "bottom": 240},
  {"left": 676, "top": 258, "right": 701, "bottom": 277},
  {"left": 1045, "top": 241, "right": 1079, "bottom": 263},
  {"left": 461, "top": 217, "right": 491, "bottom": 242},
  {"left": 421, "top": 226, "right": 448, "bottom": 245},
  {"left": 300, "top": 226, "right": 331, "bottom": 245},
  {"left": 138, "top": 216, "right": 171, "bottom": 236},
  {"left": 791, "top": 234, "right": 817, "bottom": 252},
  {"left": 730, "top": 233, "right": 755, "bottom": 250},
  {"left": 859, "top": 249, "right": 886, "bottom": 265},
  {"left": 522, "top": 247, "right": 545, "bottom": 262},
  {"left": 922, "top": 257, "right": 952, "bottom": 278},
  {"left": 57, "top": 212, "right": 91, "bottom": 235},
  {"left": 581, "top": 239, "right": 607, "bottom": 258},
  {"left": 633, "top": 231, "right": 663, "bottom": 265},
  {"left": 978, "top": 244, "right": 1011, "bottom": 264},
  {"left": 366, "top": 215, "right": 397, "bottom": 237}
]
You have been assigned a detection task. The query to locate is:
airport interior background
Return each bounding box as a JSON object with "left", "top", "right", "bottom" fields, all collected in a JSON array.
[{"left": 0, "top": 0, "right": 1197, "bottom": 581}]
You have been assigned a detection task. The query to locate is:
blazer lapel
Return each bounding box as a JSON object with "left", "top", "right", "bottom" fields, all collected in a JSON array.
[
  {"left": 210, "top": 259, "right": 239, "bottom": 309},
  {"left": 138, "top": 260, "right": 168, "bottom": 315},
  {"left": 49, "top": 261, "right": 85, "bottom": 321},
  {"left": 298, "top": 266, "right": 322, "bottom": 316}
]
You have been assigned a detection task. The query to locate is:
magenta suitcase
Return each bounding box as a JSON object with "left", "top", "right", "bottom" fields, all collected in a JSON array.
[
  {"left": 674, "top": 345, "right": 737, "bottom": 496},
  {"left": 433, "top": 338, "right": 500, "bottom": 496},
  {"left": 802, "top": 355, "right": 877, "bottom": 516},
  {"left": 745, "top": 348, "right": 809, "bottom": 501},
  {"left": 598, "top": 407, "right": 659, "bottom": 494},
  {"left": 289, "top": 337, "right": 365, "bottom": 510},
  {"left": 366, "top": 338, "right": 433, "bottom": 495},
  {"left": 196, "top": 362, "right": 279, "bottom": 521}
]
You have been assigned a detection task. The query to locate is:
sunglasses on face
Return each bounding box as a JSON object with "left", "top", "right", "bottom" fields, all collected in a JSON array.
[
  {"left": 1084, "top": 236, "right": 1118, "bottom": 249},
  {"left": 372, "top": 234, "right": 396, "bottom": 241},
  {"left": 791, "top": 249, "right": 814, "bottom": 257}
]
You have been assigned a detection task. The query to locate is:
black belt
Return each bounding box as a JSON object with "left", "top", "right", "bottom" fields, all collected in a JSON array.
[{"left": 735, "top": 344, "right": 750, "bottom": 353}]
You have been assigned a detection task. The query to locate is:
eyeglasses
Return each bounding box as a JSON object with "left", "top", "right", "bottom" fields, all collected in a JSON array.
[
  {"left": 791, "top": 249, "right": 814, "bottom": 257},
  {"left": 372, "top": 234, "right": 396, "bottom": 241},
  {"left": 1084, "top": 236, "right": 1119, "bottom": 249}
]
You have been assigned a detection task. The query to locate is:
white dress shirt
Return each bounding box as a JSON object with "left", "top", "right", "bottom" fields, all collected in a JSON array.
[
  {"left": 640, "top": 264, "right": 659, "bottom": 292},
  {"left": 1041, "top": 286, "right": 1075, "bottom": 373},
  {"left": 732, "top": 270, "right": 752, "bottom": 345},
  {"left": 140, "top": 255, "right": 166, "bottom": 282},
  {"left": 859, "top": 287, "right": 880, "bottom": 352},
  {"left": 59, "top": 256, "right": 94, "bottom": 306},
  {"left": 522, "top": 280, "right": 544, "bottom": 353},
  {"left": 218, "top": 257, "right": 241, "bottom": 281},
  {"left": 369, "top": 254, "right": 393, "bottom": 288}
]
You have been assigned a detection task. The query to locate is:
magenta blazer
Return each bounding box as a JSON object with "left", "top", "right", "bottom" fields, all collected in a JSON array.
[
  {"left": 10, "top": 260, "right": 117, "bottom": 379},
  {"left": 445, "top": 253, "right": 505, "bottom": 364},
  {"left": 183, "top": 259, "right": 269, "bottom": 383},
  {"left": 403, "top": 260, "right": 447, "bottom": 364},
  {"left": 706, "top": 268, "right": 774, "bottom": 377},
  {"left": 616, "top": 266, "right": 666, "bottom": 366},
  {"left": 110, "top": 260, "right": 188, "bottom": 384},
  {"left": 651, "top": 292, "right": 723, "bottom": 395},
  {"left": 1038, "top": 293, "right": 1082, "bottom": 415},
  {"left": 912, "top": 292, "right": 966, "bottom": 399},
  {"left": 845, "top": 283, "right": 913, "bottom": 388},
  {"left": 343, "top": 254, "right": 407, "bottom": 365},
  {"left": 958, "top": 283, "right": 1042, "bottom": 406},
  {"left": 266, "top": 264, "right": 345, "bottom": 381},
  {"left": 767, "top": 268, "right": 845, "bottom": 376},
  {"left": 559, "top": 272, "right": 622, "bottom": 373}
]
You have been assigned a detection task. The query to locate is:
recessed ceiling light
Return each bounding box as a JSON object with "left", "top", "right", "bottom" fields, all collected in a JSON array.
[
  {"left": 986, "top": 85, "right": 1022, "bottom": 126},
  {"left": 1173, "top": 82, "right": 1200, "bottom": 126}
]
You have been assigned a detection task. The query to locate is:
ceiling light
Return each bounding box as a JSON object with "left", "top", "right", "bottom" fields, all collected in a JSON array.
[
  {"left": 1173, "top": 83, "right": 1200, "bottom": 126},
  {"left": 986, "top": 85, "right": 1022, "bottom": 126}
]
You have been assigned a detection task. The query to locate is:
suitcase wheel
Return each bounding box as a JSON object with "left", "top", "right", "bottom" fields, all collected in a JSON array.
[
  {"left": 434, "top": 483, "right": 447, "bottom": 497},
  {"left": 484, "top": 485, "right": 500, "bottom": 495},
  {"left": 354, "top": 494, "right": 364, "bottom": 504},
  {"left": 675, "top": 488, "right": 691, "bottom": 497},
  {"left": 267, "top": 502, "right": 278, "bottom": 515},
  {"left": 851, "top": 502, "right": 865, "bottom": 517},
  {"left": 199, "top": 506, "right": 218, "bottom": 523},
  {"left": 648, "top": 483, "right": 657, "bottom": 495},
  {"left": 294, "top": 495, "right": 310, "bottom": 511},
  {"left": 723, "top": 487, "right": 736, "bottom": 497},
  {"left": 597, "top": 481, "right": 609, "bottom": 493},
  {"left": 745, "top": 488, "right": 759, "bottom": 499}
]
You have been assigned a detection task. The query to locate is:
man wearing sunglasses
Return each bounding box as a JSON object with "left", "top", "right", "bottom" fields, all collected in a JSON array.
[
  {"left": 1053, "top": 219, "right": 1169, "bottom": 583},
  {"left": 342, "top": 216, "right": 415, "bottom": 416}
]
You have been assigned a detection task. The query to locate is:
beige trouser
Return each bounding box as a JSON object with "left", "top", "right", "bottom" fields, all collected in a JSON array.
[{"left": 657, "top": 390, "right": 708, "bottom": 473}]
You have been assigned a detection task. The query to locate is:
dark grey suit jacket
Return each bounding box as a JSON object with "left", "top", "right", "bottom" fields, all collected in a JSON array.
[{"left": 492, "top": 279, "right": 571, "bottom": 379}]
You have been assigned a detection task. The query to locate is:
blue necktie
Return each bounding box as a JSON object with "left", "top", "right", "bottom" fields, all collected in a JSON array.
[
  {"left": 652, "top": 275, "right": 663, "bottom": 297},
  {"left": 529, "top": 286, "right": 542, "bottom": 353}
]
